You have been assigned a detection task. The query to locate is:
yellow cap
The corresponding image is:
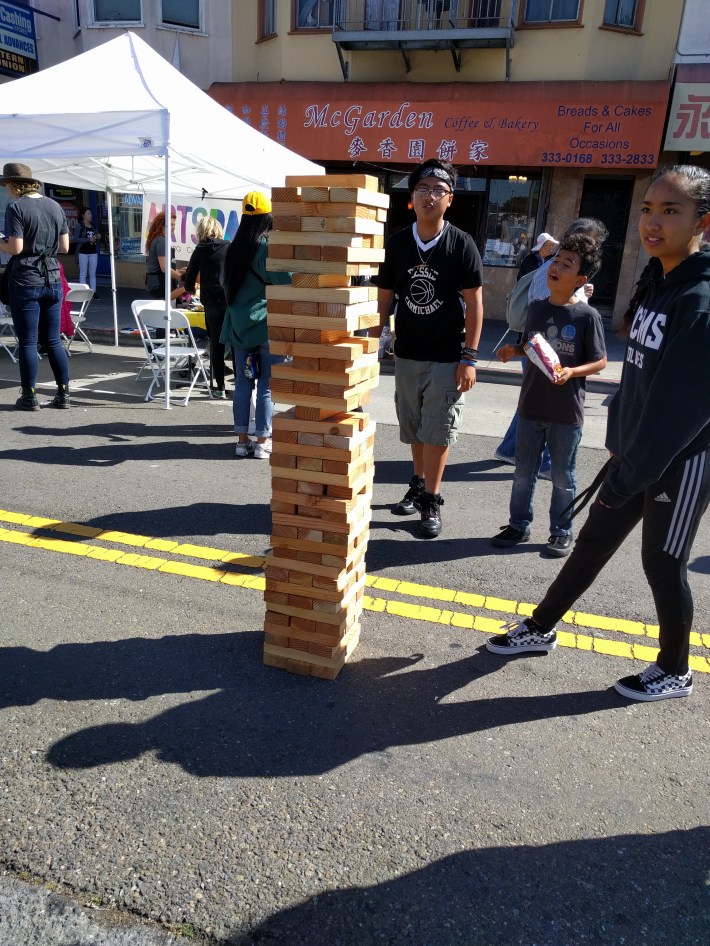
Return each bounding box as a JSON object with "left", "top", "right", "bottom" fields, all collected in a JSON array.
[{"left": 242, "top": 191, "right": 272, "bottom": 215}]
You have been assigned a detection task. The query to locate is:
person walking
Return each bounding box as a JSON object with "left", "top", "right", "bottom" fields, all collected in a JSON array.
[
  {"left": 375, "top": 158, "right": 484, "bottom": 538},
  {"left": 220, "top": 191, "right": 291, "bottom": 459},
  {"left": 0, "top": 162, "right": 71, "bottom": 410},
  {"left": 183, "top": 216, "right": 230, "bottom": 398},
  {"left": 74, "top": 206, "right": 101, "bottom": 299},
  {"left": 486, "top": 165, "right": 710, "bottom": 702}
]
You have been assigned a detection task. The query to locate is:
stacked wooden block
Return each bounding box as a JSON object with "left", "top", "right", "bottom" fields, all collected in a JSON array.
[{"left": 263, "top": 174, "right": 389, "bottom": 679}]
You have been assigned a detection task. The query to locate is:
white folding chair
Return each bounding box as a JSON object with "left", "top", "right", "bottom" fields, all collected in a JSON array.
[
  {"left": 63, "top": 285, "right": 94, "bottom": 353},
  {"left": 134, "top": 305, "right": 210, "bottom": 405},
  {"left": 0, "top": 303, "right": 18, "bottom": 363}
]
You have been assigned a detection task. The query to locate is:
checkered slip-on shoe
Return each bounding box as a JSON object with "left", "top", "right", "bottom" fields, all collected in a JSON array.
[
  {"left": 615, "top": 663, "right": 693, "bottom": 701},
  {"left": 486, "top": 619, "right": 557, "bottom": 655}
]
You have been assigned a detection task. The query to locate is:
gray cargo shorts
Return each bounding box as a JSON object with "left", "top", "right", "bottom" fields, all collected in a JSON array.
[{"left": 394, "top": 357, "right": 464, "bottom": 447}]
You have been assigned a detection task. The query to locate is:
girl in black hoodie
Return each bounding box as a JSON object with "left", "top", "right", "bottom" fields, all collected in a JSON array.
[{"left": 487, "top": 165, "right": 710, "bottom": 702}]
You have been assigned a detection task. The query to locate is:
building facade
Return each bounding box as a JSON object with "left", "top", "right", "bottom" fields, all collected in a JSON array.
[{"left": 211, "top": 0, "right": 686, "bottom": 324}]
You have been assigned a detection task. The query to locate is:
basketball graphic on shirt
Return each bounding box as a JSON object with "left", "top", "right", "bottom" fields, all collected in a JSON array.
[{"left": 410, "top": 278, "right": 435, "bottom": 306}]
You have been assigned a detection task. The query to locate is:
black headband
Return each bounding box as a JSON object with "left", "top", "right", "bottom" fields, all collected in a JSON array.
[{"left": 412, "top": 166, "right": 454, "bottom": 190}]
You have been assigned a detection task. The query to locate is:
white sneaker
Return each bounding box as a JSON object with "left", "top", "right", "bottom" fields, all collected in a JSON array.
[
  {"left": 235, "top": 440, "right": 254, "bottom": 458},
  {"left": 253, "top": 439, "right": 272, "bottom": 459}
]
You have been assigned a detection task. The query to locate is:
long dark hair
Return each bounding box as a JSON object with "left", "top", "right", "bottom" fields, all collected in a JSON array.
[
  {"left": 223, "top": 214, "right": 273, "bottom": 305},
  {"left": 620, "top": 164, "right": 710, "bottom": 334}
]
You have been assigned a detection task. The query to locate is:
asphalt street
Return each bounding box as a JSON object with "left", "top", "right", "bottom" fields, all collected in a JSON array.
[{"left": 0, "top": 342, "right": 707, "bottom": 945}]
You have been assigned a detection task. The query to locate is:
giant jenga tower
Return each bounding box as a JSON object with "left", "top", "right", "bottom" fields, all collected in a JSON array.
[{"left": 262, "top": 174, "right": 389, "bottom": 679}]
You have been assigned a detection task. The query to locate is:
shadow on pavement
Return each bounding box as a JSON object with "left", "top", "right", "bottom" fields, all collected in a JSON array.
[
  {"left": 4, "top": 635, "right": 623, "bottom": 776},
  {"left": 225, "top": 827, "right": 709, "bottom": 946}
]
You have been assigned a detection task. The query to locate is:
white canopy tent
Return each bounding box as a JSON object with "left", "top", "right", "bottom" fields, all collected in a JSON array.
[{"left": 0, "top": 31, "right": 323, "bottom": 406}]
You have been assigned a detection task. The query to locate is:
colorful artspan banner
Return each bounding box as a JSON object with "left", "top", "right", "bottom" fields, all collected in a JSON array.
[
  {"left": 210, "top": 80, "right": 670, "bottom": 170},
  {"left": 141, "top": 195, "right": 241, "bottom": 260}
]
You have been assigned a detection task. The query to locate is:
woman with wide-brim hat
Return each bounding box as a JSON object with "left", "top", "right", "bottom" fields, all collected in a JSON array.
[{"left": 0, "top": 162, "right": 71, "bottom": 410}]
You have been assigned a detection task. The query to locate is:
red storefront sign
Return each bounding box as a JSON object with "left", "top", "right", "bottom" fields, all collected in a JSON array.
[
  {"left": 210, "top": 80, "right": 669, "bottom": 170},
  {"left": 664, "top": 64, "right": 710, "bottom": 152}
]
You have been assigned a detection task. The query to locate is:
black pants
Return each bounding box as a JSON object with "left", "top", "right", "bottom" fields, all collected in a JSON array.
[
  {"left": 533, "top": 448, "right": 710, "bottom": 674},
  {"left": 203, "top": 300, "right": 227, "bottom": 390}
]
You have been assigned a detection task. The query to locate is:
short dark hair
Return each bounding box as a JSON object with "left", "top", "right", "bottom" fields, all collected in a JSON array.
[
  {"left": 563, "top": 217, "right": 608, "bottom": 245},
  {"left": 558, "top": 232, "right": 602, "bottom": 279},
  {"left": 408, "top": 158, "right": 458, "bottom": 194}
]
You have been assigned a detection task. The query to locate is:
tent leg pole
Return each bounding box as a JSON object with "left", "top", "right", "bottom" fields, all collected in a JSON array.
[
  {"left": 106, "top": 188, "right": 119, "bottom": 347},
  {"left": 164, "top": 150, "right": 172, "bottom": 409}
]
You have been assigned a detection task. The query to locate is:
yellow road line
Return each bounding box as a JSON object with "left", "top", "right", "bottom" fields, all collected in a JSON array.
[{"left": 1, "top": 509, "right": 708, "bottom": 674}]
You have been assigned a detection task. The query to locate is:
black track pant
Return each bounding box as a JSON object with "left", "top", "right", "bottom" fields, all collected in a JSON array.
[{"left": 533, "top": 447, "right": 710, "bottom": 675}]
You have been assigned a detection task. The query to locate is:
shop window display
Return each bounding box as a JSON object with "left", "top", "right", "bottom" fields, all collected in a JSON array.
[{"left": 483, "top": 176, "right": 541, "bottom": 267}]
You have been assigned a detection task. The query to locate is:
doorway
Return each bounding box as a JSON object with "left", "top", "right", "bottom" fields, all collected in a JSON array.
[{"left": 578, "top": 176, "right": 635, "bottom": 309}]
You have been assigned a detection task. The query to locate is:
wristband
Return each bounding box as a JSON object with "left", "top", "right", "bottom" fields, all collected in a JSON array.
[
  {"left": 459, "top": 359, "right": 478, "bottom": 367},
  {"left": 462, "top": 346, "right": 478, "bottom": 358}
]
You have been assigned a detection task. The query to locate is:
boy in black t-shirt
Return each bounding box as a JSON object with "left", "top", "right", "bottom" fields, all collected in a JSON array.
[
  {"left": 375, "top": 159, "right": 484, "bottom": 538},
  {"left": 491, "top": 233, "right": 607, "bottom": 557}
]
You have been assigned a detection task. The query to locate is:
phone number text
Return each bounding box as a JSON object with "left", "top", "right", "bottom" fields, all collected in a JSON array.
[{"left": 540, "top": 152, "right": 656, "bottom": 165}]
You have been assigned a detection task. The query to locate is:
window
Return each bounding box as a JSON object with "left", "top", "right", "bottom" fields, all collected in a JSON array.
[
  {"left": 602, "top": 0, "right": 642, "bottom": 31},
  {"left": 483, "top": 176, "right": 542, "bottom": 268},
  {"left": 260, "top": 0, "right": 276, "bottom": 38},
  {"left": 161, "top": 0, "right": 201, "bottom": 30},
  {"left": 295, "top": 0, "right": 334, "bottom": 29},
  {"left": 523, "top": 0, "right": 581, "bottom": 23},
  {"left": 93, "top": 0, "right": 142, "bottom": 23}
]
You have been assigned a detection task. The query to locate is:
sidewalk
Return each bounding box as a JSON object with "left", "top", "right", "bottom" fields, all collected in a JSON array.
[{"left": 83, "top": 280, "right": 626, "bottom": 391}]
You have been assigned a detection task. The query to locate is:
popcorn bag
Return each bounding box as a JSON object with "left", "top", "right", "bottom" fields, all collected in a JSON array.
[{"left": 524, "top": 332, "right": 562, "bottom": 382}]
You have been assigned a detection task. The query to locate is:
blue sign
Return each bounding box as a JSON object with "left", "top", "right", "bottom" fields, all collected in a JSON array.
[{"left": 0, "top": 1, "right": 37, "bottom": 78}]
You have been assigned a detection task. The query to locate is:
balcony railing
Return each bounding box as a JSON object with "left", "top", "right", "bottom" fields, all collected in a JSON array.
[{"left": 331, "top": 0, "right": 518, "bottom": 77}]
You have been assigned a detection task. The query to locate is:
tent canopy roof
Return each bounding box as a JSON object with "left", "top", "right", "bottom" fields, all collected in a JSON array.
[{"left": 0, "top": 32, "right": 322, "bottom": 197}]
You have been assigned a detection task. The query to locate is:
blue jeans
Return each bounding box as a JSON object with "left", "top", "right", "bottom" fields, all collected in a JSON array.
[
  {"left": 510, "top": 417, "right": 583, "bottom": 536},
  {"left": 232, "top": 343, "right": 283, "bottom": 438},
  {"left": 497, "top": 362, "right": 551, "bottom": 473},
  {"left": 9, "top": 280, "right": 69, "bottom": 390}
]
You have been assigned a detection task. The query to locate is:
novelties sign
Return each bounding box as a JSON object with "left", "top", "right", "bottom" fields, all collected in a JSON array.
[{"left": 210, "top": 80, "right": 669, "bottom": 170}]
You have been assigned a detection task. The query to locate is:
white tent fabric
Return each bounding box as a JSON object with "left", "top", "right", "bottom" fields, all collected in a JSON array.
[{"left": 0, "top": 32, "right": 323, "bottom": 405}]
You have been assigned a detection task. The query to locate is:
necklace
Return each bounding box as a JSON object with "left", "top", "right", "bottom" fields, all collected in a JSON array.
[{"left": 413, "top": 221, "right": 447, "bottom": 266}]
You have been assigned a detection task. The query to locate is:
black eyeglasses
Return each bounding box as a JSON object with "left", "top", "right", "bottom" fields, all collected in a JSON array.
[{"left": 413, "top": 185, "right": 451, "bottom": 200}]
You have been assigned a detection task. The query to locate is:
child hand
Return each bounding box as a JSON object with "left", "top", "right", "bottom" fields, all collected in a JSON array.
[
  {"left": 553, "top": 366, "right": 573, "bottom": 385},
  {"left": 496, "top": 344, "right": 516, "bottom": 363}
]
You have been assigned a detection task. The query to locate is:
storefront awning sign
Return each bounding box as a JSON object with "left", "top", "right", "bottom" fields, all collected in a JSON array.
[{"left": 210, "top": 80, "right": 669, "bottom": 170}]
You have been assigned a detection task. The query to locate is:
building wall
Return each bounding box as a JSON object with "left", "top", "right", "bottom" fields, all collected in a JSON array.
[
  {"left": 30, "top": 1, "right": 233, "bottom": 90},
  {"left": 234, "top": 1, "right": 682, "bottom": 85}
]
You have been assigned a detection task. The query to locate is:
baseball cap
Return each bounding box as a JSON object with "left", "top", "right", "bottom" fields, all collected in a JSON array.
[{"left": 242, "top": 191, "right": 272, "bottom": 215}]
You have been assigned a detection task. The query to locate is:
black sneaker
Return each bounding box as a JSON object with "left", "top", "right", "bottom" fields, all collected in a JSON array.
[
  {"left": 614, "top": 663, "right": 693, "bottom": 701},
  {"left": 491, "top": 525, "right": 530, "bottom": 548},
  {"left": 393, "top": 475, "right": 424, "bottom": 515},
  {"left": 486, "top": 619, "right": 557, "bottom": 655},
  {"left": 16, "top": 388, "right": 40, "bottom": 411},
  {"left": 544, "top": 534, "right": 573, "bottom": 557},
  {"left": 51, "top": 384, "right": 70, "bottom": 409},
  {"left": 419, "top": 491, "right": 443, "bottom": 538}
]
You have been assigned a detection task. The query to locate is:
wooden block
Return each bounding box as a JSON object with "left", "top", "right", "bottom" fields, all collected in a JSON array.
[
  {"left": 271, "top": 186, "right": 302, "bottom": 202},
  {"left": 268, "top": 325, "right": 295, "bottom": 342},
  {"left": 292, "top": 301, "right": 320, "bottom": 315},
  {"left": 272, "top": 201, "right": 378, "bottom": 221},
  {"left": 328, "top": 187, "right": 390, "bottom": 208},
  {"left": 296, "top": 479, "right": 325, "bottom": 496},
  {"left": 270, "top": 453, "right": 297, "bottom": 469},
  {"left": 267, "top": 299, "right": 293, "bottom": 315},
  {"left": 301, "top": 217, "right": 385, "bottom": 235},
  {"left": 301, "top": 186, "right": 331, "bottom": 201},
  {"left": 272, "top": 215, "right": 302, "bottom": 231},
  {"left": 269, "top": 243, "right": 294, "bottom": 260},
  {"left": 291, "top": 273, "right": 352, "bottom": 288},
  {"left": 269, "top": 230, "right": 365, "bottom": 248},
  {"left": 285, "top": 173, "right": 379, "bottom": 190},
  {"left": 266, "top": 285, "right": 370, "bottom": 304},
  {"left": 294, "top": 245, "right": 322, "bottom": 261},
  {"left": 321, "top": 245, "right": 386, "bottom": 265}
]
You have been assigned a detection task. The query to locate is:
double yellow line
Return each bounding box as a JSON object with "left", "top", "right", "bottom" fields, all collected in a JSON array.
[{"left": 1, "top": 508, "right": 708, "bottom": 674}]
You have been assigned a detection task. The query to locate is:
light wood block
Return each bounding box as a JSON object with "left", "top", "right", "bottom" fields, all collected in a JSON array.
[
  {"left": 301, "top": 216, "right": 385, "bottom": 235},
  {"left": 285, "top": 173, "right": 379, "bottom": 190}
]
